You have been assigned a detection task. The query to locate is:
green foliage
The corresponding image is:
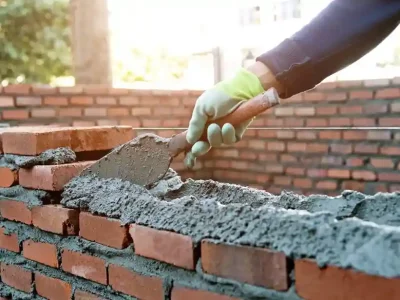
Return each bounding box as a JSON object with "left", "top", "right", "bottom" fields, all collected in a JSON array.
[{"left": 0, "top": 0, "right": 71, "bottom": 84}]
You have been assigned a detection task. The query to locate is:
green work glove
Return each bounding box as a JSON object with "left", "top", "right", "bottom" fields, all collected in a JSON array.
[{"left": 184, "top": 67, "right": 264, "bottom": 168}]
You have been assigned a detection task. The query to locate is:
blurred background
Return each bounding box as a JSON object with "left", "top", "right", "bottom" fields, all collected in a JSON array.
[{"left": 2, "top": 0, "right": 400, "bottom": 89}]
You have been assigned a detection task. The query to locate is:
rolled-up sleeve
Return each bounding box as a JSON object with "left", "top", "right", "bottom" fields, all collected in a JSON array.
[{"left": 256, "top": 0, "right": 400, "bottom": 98}]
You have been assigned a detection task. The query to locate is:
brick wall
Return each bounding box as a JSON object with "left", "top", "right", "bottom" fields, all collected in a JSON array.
[
  {"left": 1, "top": 126, "right": 399, "bottom": 300},
  {"left": 0, "top": 79, "right": 399, "bottom": 195}
]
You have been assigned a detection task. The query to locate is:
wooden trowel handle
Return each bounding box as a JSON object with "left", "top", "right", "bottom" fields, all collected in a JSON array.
[{"left": 168, "top": 87, "right": 280, "bottom": 158}]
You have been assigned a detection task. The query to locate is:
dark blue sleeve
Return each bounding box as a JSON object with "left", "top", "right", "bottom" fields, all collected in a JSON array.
[{"left": 256, "top": 0, "right": 400, "bottom": 98}]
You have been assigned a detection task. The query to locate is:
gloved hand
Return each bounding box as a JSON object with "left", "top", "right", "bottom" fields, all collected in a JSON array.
[{"left": 184, "top": 67, "right": 265, "bottom": 168}]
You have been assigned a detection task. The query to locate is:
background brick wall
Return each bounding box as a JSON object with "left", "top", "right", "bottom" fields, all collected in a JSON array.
[{"left": 1, "top": 78, "right": 400, "bottom": 195}]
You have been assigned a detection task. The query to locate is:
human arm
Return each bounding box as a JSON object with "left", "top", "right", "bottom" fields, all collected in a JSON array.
[{"left": 256, "top": 0, "right": 400, "bottom": 98}]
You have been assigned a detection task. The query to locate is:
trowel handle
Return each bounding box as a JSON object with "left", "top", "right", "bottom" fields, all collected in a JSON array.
[{"left": 168, "top": 87, "right": 280, "bottom": 158}]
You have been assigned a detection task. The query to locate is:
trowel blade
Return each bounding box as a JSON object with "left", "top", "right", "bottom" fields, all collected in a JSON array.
[{"left": 79, "top": 133, "right": 173, "bottom": 187}]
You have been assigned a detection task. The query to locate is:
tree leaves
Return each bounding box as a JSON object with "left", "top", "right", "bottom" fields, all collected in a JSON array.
[{"left": 0, "top": 0, "right": 72, "bottom": 84}]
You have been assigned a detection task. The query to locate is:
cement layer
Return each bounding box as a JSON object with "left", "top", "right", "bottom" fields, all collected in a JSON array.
[
  {"left": 0, "top": 147, "right": 76, "bottom": 170},
  {"left": 0, "top": 219, "right": 300, "bottom": 300},
  {"left": 0, "top": 186, "right": 58, "bottom": 208},
  {"left": 61, "top": 171, "right": 400, "bottom": 279}
]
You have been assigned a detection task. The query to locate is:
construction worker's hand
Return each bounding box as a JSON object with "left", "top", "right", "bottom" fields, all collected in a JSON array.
[{"left": 184, "top": 67, "right": 265, "bottom": 169}]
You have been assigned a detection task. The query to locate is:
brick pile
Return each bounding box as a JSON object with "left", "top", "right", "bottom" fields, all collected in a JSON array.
[
  {"left": 0, "top": 80, "right": 399, "bottom": 195},
  {"left": 0, "top": 125, "right": 399, "bottom": 300}
]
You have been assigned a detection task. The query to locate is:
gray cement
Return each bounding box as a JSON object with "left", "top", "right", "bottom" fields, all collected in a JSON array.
[
  {"left": 0, "top": 186, "right": 58, "bottom": 208},
  {"left": 0, "top": 147, "right": 76, "bottom": 170},
  {"left": 61, "top": 171, "right": 400, "bottom": 279},
  {"left": 0, "top": 219, "right": 302, "bottom": 300},
  {"left": 0, "top": 282, "right": 45, "bottom": 300}
]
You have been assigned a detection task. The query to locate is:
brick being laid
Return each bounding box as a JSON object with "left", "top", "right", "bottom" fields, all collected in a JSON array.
[{"left": 1, "top": 126, "right": 133, "bottom": 155}]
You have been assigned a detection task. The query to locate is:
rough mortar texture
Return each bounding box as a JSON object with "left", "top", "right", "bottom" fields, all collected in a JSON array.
[
  {"left": 0, "top": 219, "right": 299, "bottom": 300},
  {"left": 0, "top": 147, "right": 76, "bottom": 170},
  {"left": 0, "top": 186, "right": 59, "bottom": 208},
  {"left": 61, "top": 169, "right": 400, "bottom": 279}
]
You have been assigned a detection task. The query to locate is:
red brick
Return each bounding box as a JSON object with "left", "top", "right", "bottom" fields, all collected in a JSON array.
[
  {"left": 284, "top": 118, "right": 304, "bottom": 127},
  {"left": 107, "top": 107, "right": 129, "bottom": 117},
  {"left": 352, "top": 118, "right": 376, "bottom": 126},
  {"left": 96, "top": 97, "right": 117, "bottom": 105},
  {"left": 70, "top": 97, "right": 94, "bottom": 105},
  {"left": 286, "top": 167, "right": 305, "bottom": 176},
  {"left": 23, "top": 240, "right": 58, "bottom": 267},
  {"left": 32, "top": 205, "right": 79, "bottom": 235},
  {"left": 276, "top": 130, "right": 294, "bottom": 139},
  {"left": 330, "top": 144, "right": 352, "bottom": 154},
  {"left": 74, "top": 290, "right": 106, "bottom": 300},
  {"left": 365, "top": 103, "right": 388, "bottom": 114},
  {"left": 343, "top": 131, "right": 367, "bottom": 140},
  {"left": 306, "top": 118, "right": 328, "bottom": 127},
  {"left": 248, "top": 140, "right": 266, "bottom": 150},
  {"left": 352, "top": 170, "right": 376, "bottom": 181},
  {"left": 80, "top": 212, "right": 130, "bottom": 249},
  {"left": 265, "top": 119, "right": 284, "bottom": 126},
  {"left": 303, "top": 92, "right": 325, "bottom": 101},
  {"left": 280, "top": 154, "right": 297, "bottom": 163},
  {"left": 390, "top": 185, "right": 400, "bottom": 192},
  {"left": 370, "top": 158, "right": 394, "bottom": 169},
  {"left": 96, "top": 119, "right": 118, "bottom": 126},
  {"left": 2, "top": 109, "right": 29, "bottom": 120},
  {"left": 267, "top": 141, "right": 285, "bottom": 152},
  {"left": 295, "top": 259, "right": 400, "bottom": 300},
  {"left": 287, "top": 142, "right": 306, "bottom": 152},
  {"left": 375, "top": 88, "right": 400, "bottom": 99},
  {"left": 379, "top": 117, "right": 400, "bottom": 126},
  {"left": 316, "top": 81, "right": 337, "bottom": 90},
  {"left": 131, "top": 107, "right": 152, "bottom": 116},
  {"left": 0, "top": 199, "right": 32, "bottom": 224},
  {"left": 294, "top": 178, "right": 312, "bottom": 189},
  {"left": 307, "top": 169, "right": 328, "bottom": 178},
  {"left": 44, "top": 97, "right": 68, "bottom": 106},
  {"left": 84, "top": 108, "right": 107, "bottom": 117},
  {"left": 328, "top": 169, "right": 350, "bottom": 179},
  {"left": 31, "top": 85, "right": 57, "bottom": 94},
  {"left": 108, "top": 264, "right": 164, "bottom": 300},
  {"left": 0, "top": 227, "right": 19, "bottom": 252},
  {"left": 19, "top": 161, "right": 94, "bottom": 191},
  {"left": 380, "top": 146, "right": 400, "bottom": 155},
  {"left": 0, "top": 97, "right": 14, "bottom": 107},
  {"left": 296, "top": 131, "right": 317, "bottom": 140},
  {"left": 354, "top": 144, "right": 379, "bottom": 154},
  {"left": 59, "top": 108, "right": 82, "bottom": 117},
  {"left": 307, "top": 143, "right": 329, "bottom": 153},
  {"left": 35, "top": 273, "right": 72, "bottom": 300},
  {"left": 319, "top": 131, "right": 341, "bottom": 139},
  {"left": 83, "top": 85, "right": 109, "bottom": 95},
  {"left": 16, "top": 97, "right": 41, "bottom": 106},
  {"left": 349, "top": 90, "right": 373, "bottom": 99},
  {"left": 171, "top": 286, "right": 240, "bottom": 300},
  {"left": 265, "top": 164, "right": 284, "bottom": 174},
  {"left": 346, "top": 157, "right": 365, "bottom": 167},
  {"left": 3, "top": 84, "right": 31, "bottom": 94},
  {"left": 316, "top": 106, "right": 337, "bottom": 115},
  {"left": 119, "top": 96, "right": 140, "bottom": 106},
  {"left": 109, "top": 88, "right": 130, "bottom": 96},
  {"left": 329, "top": 117, "right": 351, "bottom": 126},
  {"left": 326, "top": 92, "right": 347, "bottom": 101},
  {"left": 201, "top": 241, "right": 290, "bottom": 290},
  {"left": 378, "top": 172, "right": 400, "bottom": 182},
  {"left": 0, "top": 167, "right": 18, "bottom": 187},
  {"left": 129, "top": 224, "right": 198, "bottom": 270},
  {"left": 316, "top": 180, "right": 337, "bottom": 190},
  {"left": 31, "top": 108, "right": 57, "bottom": 118},
  {"left": 340, "top": 105, "right": 363, "bottom": 114},
  {"left": 1, "top": 127, "right": 71, "bottom": 155},
  {"left": 0, "top": 264, "right": 32, "bottom": 292},
  {"left": 61, "top": 249, "right": 106, "bottom": 284},
  {"left": 71, "top": 126, "right": 133, "bottom": 152}
]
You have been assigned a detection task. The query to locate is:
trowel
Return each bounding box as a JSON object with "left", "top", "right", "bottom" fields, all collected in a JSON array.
[{"left": 80, "top": 88, "right": 280, "bottom": 186}]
